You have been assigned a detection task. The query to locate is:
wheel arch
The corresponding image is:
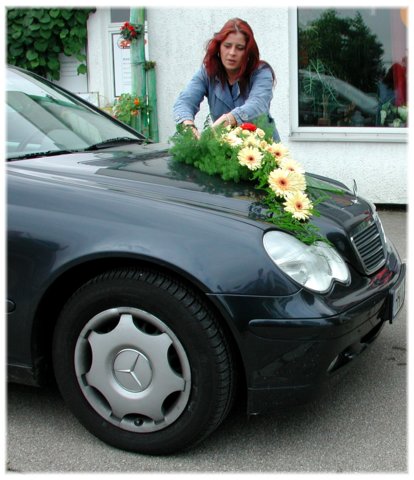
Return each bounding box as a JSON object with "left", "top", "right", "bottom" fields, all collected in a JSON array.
[{"left": 32, "top": 255, "right": 247, "bottom": 395}]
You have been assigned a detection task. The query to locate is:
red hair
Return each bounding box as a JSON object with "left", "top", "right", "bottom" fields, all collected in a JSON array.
[{"left": 203, "top": 18, "right": 275, "bottom": 95}]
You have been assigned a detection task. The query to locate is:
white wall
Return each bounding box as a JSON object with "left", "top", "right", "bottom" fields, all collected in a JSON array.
[
  {"left": 86, "top": 9, "right": 114, "bottom": 107},
  {"left": 88, "top": 7, "right": 408, "bottom": 204}
]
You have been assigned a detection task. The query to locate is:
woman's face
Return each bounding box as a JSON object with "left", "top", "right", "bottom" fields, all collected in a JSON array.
[{"left": 219, "top": 32, "right": 246, "bottom": 75}]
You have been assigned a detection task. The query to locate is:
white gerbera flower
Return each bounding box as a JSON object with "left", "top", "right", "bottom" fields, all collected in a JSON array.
[
  {"left": 237, "top": 147, "right": 263, "bottom": 170},
  {"left": 243, "top": 133, "right": 260, "bottom": 148},
  {"left": 268, "top": 168, "right": 306, "bottom": 197},
  {"left": 255, "top": 128, "right": 266, "bottom": 138},
  {"left": 266, "top": 142, "right": 290, "bottom": 162},
  {"left": 223, "top": 132, "right": 243, "bottom": 147},
  {"left": 258, "top": 140, "right": 269, "bottom": 151},
  {"left": 279, "top": 157, "right": 305, "bottom": 174},
  {"left": 283, "top": 191, "right": 313, "bottom": 220}
]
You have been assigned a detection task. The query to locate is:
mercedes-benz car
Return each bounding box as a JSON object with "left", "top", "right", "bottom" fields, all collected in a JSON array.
[{"left": 6, "top": 66, "right": 406, "bottom": 455}]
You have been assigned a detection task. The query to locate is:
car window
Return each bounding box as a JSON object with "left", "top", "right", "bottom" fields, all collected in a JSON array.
[{"left": 6, "top": 68, "right": 141, "bottom": 160}]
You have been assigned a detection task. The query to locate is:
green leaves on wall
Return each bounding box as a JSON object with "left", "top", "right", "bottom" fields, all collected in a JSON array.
[{"left": 7, "top": 8, "right": 95, "bottom": 80}]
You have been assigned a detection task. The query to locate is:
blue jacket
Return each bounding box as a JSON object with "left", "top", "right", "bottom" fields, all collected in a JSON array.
[{"left": 173, "top": 64, "right": 280, "bottom": 141}]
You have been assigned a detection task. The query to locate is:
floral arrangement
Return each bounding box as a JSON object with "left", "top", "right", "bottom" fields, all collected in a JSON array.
[
  {"left": 170, "top": 120, "right": 327, "bottom": 244},
  {"left": 112, "top": 93, "right": 142, "bottom": 126},
  {"left": 119, "top": 21, "right": 142, "bottom": 42}
]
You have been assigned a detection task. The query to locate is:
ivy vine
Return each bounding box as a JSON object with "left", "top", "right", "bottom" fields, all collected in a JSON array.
[{"left": 7, "top": 8, "right": 96, "bottom": 80}]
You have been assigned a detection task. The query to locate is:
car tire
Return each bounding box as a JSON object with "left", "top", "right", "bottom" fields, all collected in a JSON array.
[{"left": 52, "top": 267, "right": 235, "bottom": 455}]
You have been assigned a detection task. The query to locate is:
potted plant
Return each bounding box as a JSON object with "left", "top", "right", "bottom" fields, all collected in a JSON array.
[
  {"left": 112, "top": 93, "right": 143, "bottom": 127},
  {"left": 301, "top": 59, "right": 340, "bottom": 126},
  {"left": 380, "top": 101, "right": 408, "bottom": 127}
]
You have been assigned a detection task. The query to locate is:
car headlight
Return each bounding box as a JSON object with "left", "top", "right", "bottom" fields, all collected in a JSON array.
[{"left": 263, "top": 231, "right": 350, "bottom": 293}]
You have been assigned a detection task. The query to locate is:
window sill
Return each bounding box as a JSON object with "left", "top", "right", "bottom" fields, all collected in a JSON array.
[{"left": 289, "top": 127, "right": 408, "bottom": 143}]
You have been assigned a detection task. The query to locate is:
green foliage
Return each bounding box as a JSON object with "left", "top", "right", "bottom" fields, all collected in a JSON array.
[
  {"left": 170, "top": 126, "right": 251, "bottom": 183},
  {"left": 303, "top": 59, "right": 339, "bottom": 102},
  {"left": 144, "top": 61, "right": 157, "bottom": 71},
  {"left": 170, "top": 115, "right": 273, "bottom": 182},
  {"left": 112, "top": 93, "right": 149, "bottom": 127},
  {"left": 170, "top": 120, "right": 327, "bottom": 245},
  {"left": 7, "top": 8, "right": 95, "bottom": 80}
]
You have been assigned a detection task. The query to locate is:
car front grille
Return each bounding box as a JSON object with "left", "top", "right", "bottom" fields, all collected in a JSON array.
[{"left": 350, "top": 216, "right": 386, "bottom": 275}]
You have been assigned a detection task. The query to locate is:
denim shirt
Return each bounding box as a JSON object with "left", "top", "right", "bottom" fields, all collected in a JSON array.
[{"left": 173, "top": 64, "right": 280, "bottom": 141}]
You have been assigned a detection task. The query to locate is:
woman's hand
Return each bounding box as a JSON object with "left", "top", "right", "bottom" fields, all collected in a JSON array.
[
  {"left": 182, "top": 121, "right": 201, "bottom": 139},
  {"left": 212, "top": 113, "right": 236, "bottom": 128}
]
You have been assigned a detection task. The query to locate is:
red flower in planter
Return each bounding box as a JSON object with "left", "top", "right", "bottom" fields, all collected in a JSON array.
[{"left": 120, "top": 22, "right": 141, "bottom": 41}]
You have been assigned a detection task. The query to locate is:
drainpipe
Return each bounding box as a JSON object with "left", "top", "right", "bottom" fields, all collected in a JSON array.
[
  {"left": 129, "top": 8, "right": 148, "bottom": 137},
  {"left": 146, "top": 62, "right": 159, "bottom": 142}
]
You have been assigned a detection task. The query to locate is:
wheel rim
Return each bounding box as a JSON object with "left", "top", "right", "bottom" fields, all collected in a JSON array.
[{"left": 74, "top": 307, "right": 191, "bottom": 433}]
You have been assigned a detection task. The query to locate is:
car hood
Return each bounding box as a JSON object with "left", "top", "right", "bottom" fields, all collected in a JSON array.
[{"left": 8, "top": 142, "right": 372, "bottom": 238}]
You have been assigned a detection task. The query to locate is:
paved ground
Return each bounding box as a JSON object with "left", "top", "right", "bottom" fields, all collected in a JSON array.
[{"left": 5, "top": 209, "right": 408, "bottom": 474}]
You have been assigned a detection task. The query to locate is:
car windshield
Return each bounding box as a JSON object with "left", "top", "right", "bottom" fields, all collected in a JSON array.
[{"left": 6, "top": 68, "right": 143, "bottom": 160}]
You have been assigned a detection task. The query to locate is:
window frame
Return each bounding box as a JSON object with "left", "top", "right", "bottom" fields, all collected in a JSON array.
[{"left": 288, "top": 8, "right": 408, "bottom": 143}]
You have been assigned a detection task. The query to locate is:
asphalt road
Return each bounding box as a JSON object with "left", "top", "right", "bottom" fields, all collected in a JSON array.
[{"left": 6, "top": 210, "right": 407, "bottom": 473}]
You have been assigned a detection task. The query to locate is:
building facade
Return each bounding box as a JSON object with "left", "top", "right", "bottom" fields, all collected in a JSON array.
[{"left": 56, "top": 7, "right": 408, "bottom": 205}]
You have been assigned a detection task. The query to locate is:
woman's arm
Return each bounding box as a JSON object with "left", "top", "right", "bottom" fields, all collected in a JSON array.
[
  {"left": 173, "top": 67, "right": 208, "bottom": 124},
  {"left": 230, "top": 65, "right": 274, "bottom": 124}
]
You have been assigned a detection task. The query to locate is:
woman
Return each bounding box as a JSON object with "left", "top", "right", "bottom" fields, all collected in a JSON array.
[{"left": 173, "top": 18, "right": 280, "bottom": 141}]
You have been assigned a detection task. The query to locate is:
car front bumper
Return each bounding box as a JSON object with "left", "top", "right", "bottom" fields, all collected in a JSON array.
[{"left": 210, "top": 262, "right": 406, "bottom": 415}]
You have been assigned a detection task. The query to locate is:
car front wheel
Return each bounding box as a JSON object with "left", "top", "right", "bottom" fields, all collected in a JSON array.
[{"left": 52, "top": 268, "right": 235, "bottom": 454}]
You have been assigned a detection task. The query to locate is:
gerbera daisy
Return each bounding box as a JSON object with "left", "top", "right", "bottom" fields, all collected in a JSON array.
[
  {"left": 258, "top": 140, "right": 269, "bottom": 151},
  {"left": 266, "top": 142, "right": 290, "bottom": 162},
  {"left": 223, "top": 132, "right": 243, "bottom": 147},
  {"left": 283, "top": 191, "right": 313, "bottom": 220},
  {"left": 268, "top": 168, "right": 307, "bottom": 197},
  {"left": 279, "top": 157, "right": 305, "bottom": 174},
  {"left": 255, "top": 128, "right": 266, "bottom": 138},
  {"left": 240, "top": 122, "right": 257, "bottom": 131},
  {"left": 243, "top": 133, "right": 260, "bottom": 148},
  {"left": 238, "top": 147, "right": 263, "bottom": 170}
]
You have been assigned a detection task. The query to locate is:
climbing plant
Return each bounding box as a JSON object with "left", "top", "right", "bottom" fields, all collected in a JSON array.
[{"left": 7, "top": 8, "right": 95, "bottom": 80}]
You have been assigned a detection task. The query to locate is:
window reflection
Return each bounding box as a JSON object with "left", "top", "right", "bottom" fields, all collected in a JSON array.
[{"left": 297, "top": 8, "right": 408, "bottom": 128}]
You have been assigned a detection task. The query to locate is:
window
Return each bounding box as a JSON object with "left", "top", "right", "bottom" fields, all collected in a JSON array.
[
  {"left": 110, "top": 9, "right": 130, "bottom": 23},
  {"left": 295, "top": 8, "right": 408, "bottom": 138}
]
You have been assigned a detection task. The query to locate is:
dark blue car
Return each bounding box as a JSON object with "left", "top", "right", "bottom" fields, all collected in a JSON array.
[{"left": 6, "top": 66, "right": 405, "bottom": 455}]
